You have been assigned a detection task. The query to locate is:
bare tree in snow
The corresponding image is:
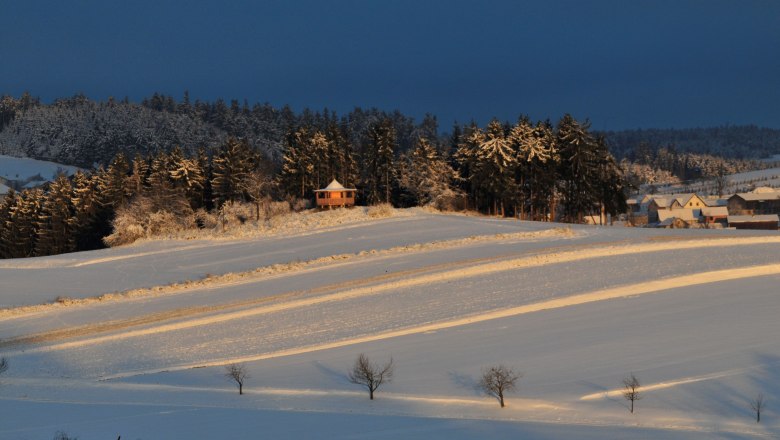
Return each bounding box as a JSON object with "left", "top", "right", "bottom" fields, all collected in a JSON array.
[
  {"left": 348, "top": 353, "right": 393, "bottom": 400},
  {"left": 225, "top": 363, "right": 249, "bottom": 395},
  {"left": 622, "top": 373, "right": 642, "bottom": 413},
  {"left": 0, "top": 356, "right": 8, "bottom": 379},
  {"left": 479, "top": 365, "right": 521, "bottom": 408},
  {"left": 750, "top": 393, "right": 766, "bottom": 423},
  {"left": 240, "top": 168, "right": 274, "bottom": 221}
]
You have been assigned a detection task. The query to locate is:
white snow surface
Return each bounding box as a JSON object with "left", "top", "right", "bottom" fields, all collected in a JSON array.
[
  {"left": 0, "top": 154, "right": 80, "bottom": 183},
  {"left": 1, "top": 209, "right": 779, "bottom": 439}
]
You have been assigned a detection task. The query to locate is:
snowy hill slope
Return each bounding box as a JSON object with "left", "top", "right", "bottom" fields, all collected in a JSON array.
[
  {"left": 0, "top": 154, "right": 80, "bottom": 188},
  {"left": 0, "top": 210, "right": 779, "bottom": 439}
]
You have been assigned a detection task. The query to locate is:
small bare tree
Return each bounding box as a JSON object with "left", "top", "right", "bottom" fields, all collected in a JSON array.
[
  {"left": 479, "top": 365, "right": 521, "bottom": 408},
  {"left": 0, "top": 356, "right": 8, "bottom": 384},
  {"left": 623, "top": 373, "right": 642, "bottom": 413},
  {"left": 348, "top": 353, "right": 393, "bottom": 400},
  {"left": 225, "top": 363, "right": 249, "bottom": 395},
  {"left": 240, "top": 169, "right": 274, "bottom": 221},
  {"left": 750, "top": 393, "right": 765, "bottom": 423}
]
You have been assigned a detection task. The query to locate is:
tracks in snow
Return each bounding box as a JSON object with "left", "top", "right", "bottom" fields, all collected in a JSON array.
[{"left": 4, "top": 236, "right": 780, "bottom": 365}]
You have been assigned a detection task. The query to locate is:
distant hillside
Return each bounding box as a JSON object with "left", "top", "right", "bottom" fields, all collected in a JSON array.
[
  {"left": 3, "top": 93, "right": 779, "bottom": 169},
  {"left": 601, "top": 126, "right": 780, "bottom": 161},
  {"left": 0, "top": 93, "right": 428, "bottom": 168}
]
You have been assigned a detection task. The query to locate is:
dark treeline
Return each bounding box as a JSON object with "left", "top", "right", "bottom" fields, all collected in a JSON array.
[
  {"left": 0, "top": 110, "right": 627, "bottom": 259},
  {"left": 603, "top": 125, "right": 780, "bottom": 161}
]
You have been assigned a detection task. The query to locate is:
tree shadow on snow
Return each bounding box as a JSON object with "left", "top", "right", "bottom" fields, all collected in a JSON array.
[
  {"left": 447, "top": 371, "right": 482, "bottom": 396},
  {"left": 313, "top": 360, "right": 352, "bottom": 386}
]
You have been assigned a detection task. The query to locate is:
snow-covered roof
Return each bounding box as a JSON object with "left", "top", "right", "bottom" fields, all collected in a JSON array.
[
  {"left": 648, "top": 196, "right": 672, "bottom": 208},
  {"left": 658, "top": 208, "right": 697, "bottom": 222},
  {"left": 314, "top": 179, "right": 356, "bottom": 192},
  {"left": 702, "top": 196, "right": 729, "bottom": 207},
  {"left": 701, "top": 206, "right": 728, "bottom": 217},
  {"left": 649, "top": 193, "right": 699, "bottom": 209},
  {"left": 728, "top": 214, "right": 779, "bottom": 223},
  {"left": 732, "top": 190, "right": 780, "bottom": 202}
]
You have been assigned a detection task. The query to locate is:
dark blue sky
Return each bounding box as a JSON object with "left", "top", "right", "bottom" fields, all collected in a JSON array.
[{"left": 2, "top": 0, "right": 779, "bottom": 130}]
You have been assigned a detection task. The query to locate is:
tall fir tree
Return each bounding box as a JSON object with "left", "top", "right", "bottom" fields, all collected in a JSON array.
[
  {"left": 36, "top": 175, "right": 75, "bottom": 256},
  {"left": 556, "top": 114, "right": 599, "bottom": 222},
  {"left": 212, "top": 137, "right": 257, "bottom": 207}
]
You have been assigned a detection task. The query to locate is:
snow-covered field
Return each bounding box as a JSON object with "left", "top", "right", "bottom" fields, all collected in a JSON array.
[
  {"left": 652, "top": 166, "right": 780, "bottom": 194},
  {"left": 1, "top": 210, "right": 779, "bottom": 439},
  {"left": 0, "top": 154, "right": 80, "bottom": 187}
]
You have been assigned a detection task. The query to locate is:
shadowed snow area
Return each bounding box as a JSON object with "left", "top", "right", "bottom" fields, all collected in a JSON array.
[{"left": 1, "top": 209, "right": 779, "bottom": 439}]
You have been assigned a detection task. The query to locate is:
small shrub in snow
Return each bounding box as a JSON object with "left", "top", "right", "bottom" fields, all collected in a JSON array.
[
  {"left": 479, "top": 364, "right": 521, "bottom": 408},
  {"left": 103, "top": 211, "right": 146, "bottom": 247},
  {"left": 219, "top": 201, "right": 254, "bottom": 227},
  {"left": 225, "top": 363, "right": 249, "bottom": 395},
  {"left": 194, "top": 208, "right": 218, "bottom": 229},
  {"left": 367, "top": 203, "right": 394, "bottom": 218},
  {"left": 348, "top": 353, "right": 393, "bottom": 400},
  {"left": 622, "top": 373, "right": 642, "bottom": 413},
  {"left": 104, "top": 197, "right": 195, "bottom": 246},
  {"left": 750, "top": 393, "right": 766, "bottom": 423},
  {"left": 267, "top": 200, "right": 292, "bottom": 218},
  {"left": 290, "top": 198, "right": 311, "bottom": 212}
]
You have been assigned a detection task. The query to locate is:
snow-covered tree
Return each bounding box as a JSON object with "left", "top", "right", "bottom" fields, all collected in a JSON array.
[
  {"left": 399, "top": 137, "right": 460, "bottom": 209},
  {"left": 363, "top": 119, "right": 397, "bottom": 205},
  {"left": 473, "top": 119, "right": 516, "bottom": 216},
  {"left": 280, "top": 127, "right": 315, "bottom": 198},
  {"left": 212, "top": 137, "right": 257, "bottom": 207},
  {"left": 556, "top": 114, "right": 599, "bottom": 222}
]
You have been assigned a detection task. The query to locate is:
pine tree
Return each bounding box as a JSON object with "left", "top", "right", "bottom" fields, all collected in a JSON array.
[
  {"left": 130, "top": 154, "right": 151, "bottom": 196},
  {"left": 593, "top": 135, "right": 627, "bottom": 224},
  {"left": 36, "top": 175, "right": 75, "bottom": 255},
  {"left": 71, "top": 171, "right": 101, "bottom": 251},
  {"left": 474, "top": 119, "right": 516, "bottom": 216},
  {"left": 363, "top": 118, "right": 397, "bottom": 205},
  {"left": 212, "top": 137, "right": 257, "bottom": 207},
  {"left": 0, "top": 188, "right": 17, "bottom": 258},
  {"left": 454, "top": 122, "right": 483, "bottom": 210},
  {"left": 511, "top": 118, "right": 558, "bottom": 220},
  {"left": 98, "top": 153, "right": 131, "bottom": 208},
  {"left": 399, "top": 137, "right": 459, "bottom": 208},
  {"left": 556, "top": 114, "right": 599, "bottom": 223},
  {"left": 6, "top": 190, "right": 44, "bottom": 258},
  {"left": 280, "top": 128, "right": 315, "bottom": 198}
]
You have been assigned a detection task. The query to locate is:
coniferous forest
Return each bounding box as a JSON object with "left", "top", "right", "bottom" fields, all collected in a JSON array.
[{"left": 4, "top": 91, "right": 776, "bottom": 259}]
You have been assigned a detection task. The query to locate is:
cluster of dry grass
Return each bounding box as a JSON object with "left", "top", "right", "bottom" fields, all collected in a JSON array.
[{"left": 105, "top": 202, "right": 403, "bottom": 247}]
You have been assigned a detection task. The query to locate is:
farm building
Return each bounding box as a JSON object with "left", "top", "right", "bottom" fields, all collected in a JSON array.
[
  {"left": 647, "top": 193, "right": 706, "bottom": 223},
  {"left": 701, "top": 206, "right": 729, "bottom": 226},
  {"left": 314, "top": 179, "right": 356, "bottom": 209},
  {"left": 727, "top": 188, "right": 780, "bottom": 216},
  {"left": 727, "top": 214, "right": 779, "bottom": 230}
]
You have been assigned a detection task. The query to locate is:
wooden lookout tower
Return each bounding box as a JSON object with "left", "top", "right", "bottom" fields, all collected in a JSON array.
[{"left": 314, "top": 179, "right": 356, "bottom": 209}]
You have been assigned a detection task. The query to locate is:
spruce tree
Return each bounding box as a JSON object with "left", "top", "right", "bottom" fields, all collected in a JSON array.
[
  {"left": 475, "top": 119, "right": 516, "bottom": 216},
  {"left": 556, "top": 114, "right": 599, "bottom": 223},
  {"left": 36, "top": 175, "right": 75, "bottom": 256},
  {"left": 212, "top": 137, "right": 257, "bottom": 207},
  {"left": 364, "top": 118, "right": 397, "bottom": 205},
  {"left": 0, "top": 189, "right": 17, "bottom": 258}
]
